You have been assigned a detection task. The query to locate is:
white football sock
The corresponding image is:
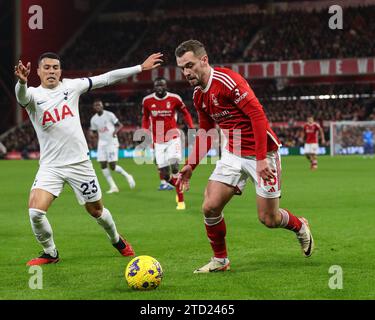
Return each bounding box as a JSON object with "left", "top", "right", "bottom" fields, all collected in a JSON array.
[
  {"left": 29, "top": 208, "right": 57, "bottom": 257},
  {"left": 96, "top": 207, "right": 120, "bottom": 244},
  {"left": 102, "top": 168, "right": 118, "bottom": 189},
  {"left": 204, "top": 213, "right": 224, "bottom": 226},
  {"left": 279, "top": 208, "right": 289, "bottom": 228},
  {"left": 114, "top": 165, "right": 130, "bottom": 178}
]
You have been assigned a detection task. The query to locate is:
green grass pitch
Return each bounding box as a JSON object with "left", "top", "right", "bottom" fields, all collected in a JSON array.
[{"left": 0, "top": 156, "right": 374, "bottom": 300}]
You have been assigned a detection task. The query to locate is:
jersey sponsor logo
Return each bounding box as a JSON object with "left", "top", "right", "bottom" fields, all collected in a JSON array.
[
  {"left": 210, "top": 110, "right": 232, "bottom": 121},
  {"left": 98, "top": 127, "right": 109, "bottom": 133},
  {"left": 234, "top": 91, "right": 248, "bottom": 104},
  {"left": 42, "top": 104, "right": 74, "bottom": 126},
  {"left": 151, "top": 110, "right": 172, "bottom": 117}
]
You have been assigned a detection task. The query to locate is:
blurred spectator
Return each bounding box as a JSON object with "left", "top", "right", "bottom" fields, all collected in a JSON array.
[
  {"left": 0, "top": 141, "right": 7, "bottom": 159},
  {"left": 247, "top": 6, "right": 375, "bottom": 62},
  {"left": 3, "top": 83, "right": 375, "bottom": 153},
  {"left": 62, "top": 4, "right": 375, "bottom": 70}
]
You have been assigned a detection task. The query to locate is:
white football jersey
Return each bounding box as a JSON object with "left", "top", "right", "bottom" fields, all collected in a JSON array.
[
  {"left": 90, "top": 110, "right": 119, "bottom": 147},
  {"left": 17, "top": 78, "right": 92, "bottom": 166}
]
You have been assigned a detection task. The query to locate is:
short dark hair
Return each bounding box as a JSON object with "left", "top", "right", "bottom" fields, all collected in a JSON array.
[
  {"left": 93, "top": 98, "right": 103, "bottom": 104},
  {"left": 154, "top": 77, "right": 167, "bottom": 83},
  {"left": 38, "top": 52, "right": 61, "bottom": 66},
  {"left": 175, "top": 40, "right": 207, "bottom": 58}
]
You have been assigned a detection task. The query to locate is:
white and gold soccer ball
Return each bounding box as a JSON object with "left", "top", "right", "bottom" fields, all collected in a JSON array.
[{"left": 125, "top": 255, "right": 163, "bottom": 290}]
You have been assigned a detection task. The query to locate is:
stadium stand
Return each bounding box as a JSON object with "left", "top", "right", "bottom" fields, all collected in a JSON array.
[
  {"left": 3, "top": 84, "right": 374, "bottom": 154},
  {"left": 2, "top": 1, "right": 375, "bottom": 158}
]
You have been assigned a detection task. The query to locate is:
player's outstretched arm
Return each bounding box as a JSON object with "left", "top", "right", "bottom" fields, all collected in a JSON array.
[
  {"left": 90, "top": 53, "right": 163, "bottom": 90},
  {"left": 14, "top": 60, "right": 32, "bottom": 106},
  {"left": 320, "top": 127, "right": 326, "bottom": 144}
]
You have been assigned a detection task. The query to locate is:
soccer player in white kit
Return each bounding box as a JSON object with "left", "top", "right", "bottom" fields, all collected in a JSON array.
[
  {"left": 14, "top": 51, "right": 163, "bottom": 266},
  {"left": 90, "top": 99, "right": 135, "bottom": 193}
]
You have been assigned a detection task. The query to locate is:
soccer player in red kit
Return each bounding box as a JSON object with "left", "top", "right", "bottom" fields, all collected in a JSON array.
[
  {"left": 303, "top": 116, "right": 325, "bottom": 170},
  {"left": 175, "top": 40, "right": 314, "bottom": 273},
  {"left": 142, "top": 77, "right": 194, "bottom": 210}
]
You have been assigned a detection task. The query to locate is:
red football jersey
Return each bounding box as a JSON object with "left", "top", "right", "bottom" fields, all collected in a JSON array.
[
  {"left": 304, "top": 123, "right": 321, "bottom": 144},
  {"left": 190, "top": 67, "right": 280, "bottom": 164},
  {"left": 142, "top": 92, "right": 194, "bottom": 143}
]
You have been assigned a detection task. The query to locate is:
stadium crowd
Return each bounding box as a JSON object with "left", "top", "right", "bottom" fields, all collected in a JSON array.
[
  {"left": 61, "top": 3, "right": 375, "bottom": 70},
  {"left": 4, "top": 2, "right": 375, "bottom": 156},
  {"left": 248, "top": 6, "right": 375, "bottom": 62},
  {"left": 3, "top": 83, "right": 374, "bottom": 155}
]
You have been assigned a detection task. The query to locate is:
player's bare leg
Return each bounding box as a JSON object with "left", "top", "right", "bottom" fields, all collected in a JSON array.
[
  {"left": 256, "top": 196, "right": 314, "bottom": 257},
  {"left": 170, "top": 161, "right": 185, "bottom": 210},
  {"left": 100, "top": 161, "right": 119, "bottom": 193},
  {"left": 157, "top": 167, "right": 173, "bottom": 191},
  {"left": 311, "top": 154, "right": 318, "bottom": 170},
  {"left": 160, "top": 162, "right": 184, "bottom": 209},
  {"left": 85, "top": 199, "right": 134, "bottom": 256},
  {"left": 27, "top": 189, "right": 59, "bottom": 265},
  {"left": 109, "top": 161, "right": 135, "bottom": 189},
  {"left": 194, "top": 181, "right": 235, "bottom": 273},
  {"left": 305, "top": 153, "right": 313, "bottom": 168}
]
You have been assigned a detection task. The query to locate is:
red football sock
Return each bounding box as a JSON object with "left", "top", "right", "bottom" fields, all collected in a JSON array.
[
  {"left": 176, "top": 190, "right": 184, "bottom": 202},
  {"left": 205, "top": 219, "right": 227, "bottom": 258},
  {"left": 159, "top": 171, "right": 164, "bottom": 181},
  {"left": 169, "top": 177, "right": 177, "bottom": 186},
  {"left": 279, "top": 208, "right": 302, "bottom": 232}
]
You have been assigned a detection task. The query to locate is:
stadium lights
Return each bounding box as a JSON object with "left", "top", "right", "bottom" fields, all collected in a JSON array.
[{"left": 269, "top": 93, "right": 375, "bottom": 101}]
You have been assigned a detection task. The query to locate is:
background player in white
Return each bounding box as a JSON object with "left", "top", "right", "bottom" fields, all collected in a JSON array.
[
  {"left": 14, "top": 51, "right": 162, "bottom": 265},
  {"left": 90, "top": 98, "right": 135, "bottom": 193}
]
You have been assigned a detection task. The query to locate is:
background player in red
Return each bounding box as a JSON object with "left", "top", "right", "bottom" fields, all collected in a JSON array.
[
  {"left": 175, "top": 40, "right": 314, "bottom": 273},
  {"left": 303, "top": 116, "right": 325, "bottom": 170},
  {"left": 142, "top": 77, "right": 194, "bottom": 210}
]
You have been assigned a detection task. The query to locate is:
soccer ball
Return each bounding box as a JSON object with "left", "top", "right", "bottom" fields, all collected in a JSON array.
[{"left": 125, "top": 255, "right": 163, "bottom": 290}]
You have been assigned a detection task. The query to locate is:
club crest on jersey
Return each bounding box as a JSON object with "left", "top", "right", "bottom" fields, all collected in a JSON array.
[
  {"left": 211, "top": 94, "right": 219, "bottom": 106},
  {"left": 202, "top": 102, "right": 207, "bottom": 109},
  {"left": 166, "top": 102, "right": 171, "bottom": 109},
  {"left": 42, "top": 104, "right": 74, "bottom": 126}
]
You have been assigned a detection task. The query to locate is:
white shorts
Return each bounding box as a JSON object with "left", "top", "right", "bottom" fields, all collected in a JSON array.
[
  {"left": 97, "top": 143, "right": 119, "bottom": 162},
  {"left": 31, "top": 160, "right": 102, "bottom": 205},
  {"left": 304, "top": 143, "right": 319, "bottom": 155},
  {"left": 154, "top": 138, "right": 182, "bottom": 168},
  {"left": 209, "top": 150, "right": 282, "bottom": 198}
]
